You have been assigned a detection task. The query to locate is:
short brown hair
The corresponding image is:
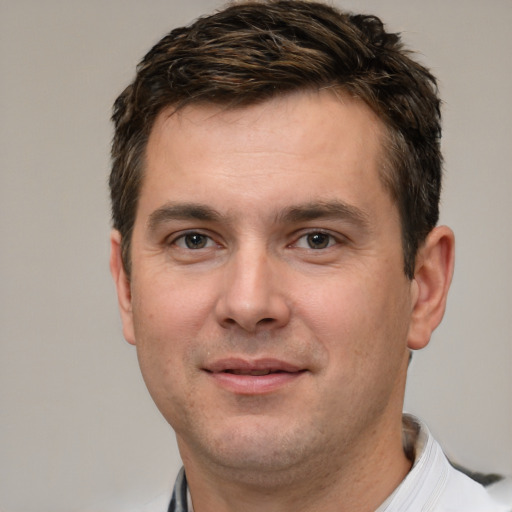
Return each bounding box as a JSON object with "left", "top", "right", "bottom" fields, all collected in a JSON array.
[{"left": 110, "top": 0, "right": 442, "bottom": 278}]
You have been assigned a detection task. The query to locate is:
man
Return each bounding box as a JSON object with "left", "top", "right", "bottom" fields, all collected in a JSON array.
[{"left": 109, "top": 1, "right": 508, "bottom": 510}]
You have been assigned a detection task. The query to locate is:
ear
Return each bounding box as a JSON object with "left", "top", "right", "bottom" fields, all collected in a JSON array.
[
  {"left": 407, "top": 226, "right": 455, "bottom": 350},
  {"left": 109, "top": 230, "right": 136, "bottom": 345}
]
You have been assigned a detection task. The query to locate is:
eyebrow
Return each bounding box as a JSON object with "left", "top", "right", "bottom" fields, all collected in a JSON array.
[
  {"left": 147, "top": 199, "right": 370, "bottom": 232},
  {"left": 277, "top": 200, "right": 370, "bottom": 228},
  {"left": 147, "top": 202, "right": 222, "bottom": 232}
]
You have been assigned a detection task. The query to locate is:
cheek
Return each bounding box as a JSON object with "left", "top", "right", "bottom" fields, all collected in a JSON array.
[
  {"left": 132, "top": 270, "right": 216, "bottom": 341},
  {"left": 299, "top": 275, "right": 411, "bottom": 422},
  {"left": 297, "top": 269, "right": 410, "bottom": 365},
  {"left": 129, "top": 275, "right": 215, "bottom": 399}
]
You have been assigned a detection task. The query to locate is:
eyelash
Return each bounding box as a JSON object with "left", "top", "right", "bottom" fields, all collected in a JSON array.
[
  {"left": 170, "top": 231, "right": 217, "bottom": 250},
  {"left": 169, "top": 230, "right": 342, "bottom": 251},
  {"left": 293, "top": 231, "right": 339, "bottom": 250}
]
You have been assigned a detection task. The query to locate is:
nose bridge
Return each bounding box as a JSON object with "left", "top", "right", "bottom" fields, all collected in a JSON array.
[{"left": 215, "top": 241, "right": 290, "bottom": 332}]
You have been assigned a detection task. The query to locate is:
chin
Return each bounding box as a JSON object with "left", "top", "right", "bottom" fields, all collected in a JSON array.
[{"left": 180, "top": 416, "right": 325, "bottom": 485}]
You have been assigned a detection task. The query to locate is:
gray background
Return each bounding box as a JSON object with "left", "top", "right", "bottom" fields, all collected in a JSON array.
[{"left": 1, "top": 1, "right": 510, "bottom": 511}]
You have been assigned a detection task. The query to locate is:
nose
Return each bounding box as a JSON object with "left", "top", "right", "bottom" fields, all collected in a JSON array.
[{"left": 214, "top": 247, "right": 291, "bottom": 333}]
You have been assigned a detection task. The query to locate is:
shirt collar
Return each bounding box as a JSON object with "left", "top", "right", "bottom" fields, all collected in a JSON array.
[{"left": 377, "top": 413, "right": 453, "bottom": 511}]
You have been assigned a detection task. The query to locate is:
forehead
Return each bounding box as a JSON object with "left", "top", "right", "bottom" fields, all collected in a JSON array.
[
  {"left": 148, "top": 90, "right": 387, "bottom": 163},
  {"left": 139, "top": 90, "right": 393, "bottom": 222}
]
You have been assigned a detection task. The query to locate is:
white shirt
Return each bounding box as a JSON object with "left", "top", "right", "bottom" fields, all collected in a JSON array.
[{"left": 376, "top": 414, "right": 510, "bottom": 511}]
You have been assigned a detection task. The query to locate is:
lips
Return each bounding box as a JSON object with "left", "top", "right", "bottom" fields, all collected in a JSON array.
[
  {"left": 205, "top": 358, "right": 303, "bottom": 374},
  {"left": 204, "top": 358, "right": 306, "bottom": 394},
  {"left": 224, "top": 369, "right": 281, "bottom": 376}
]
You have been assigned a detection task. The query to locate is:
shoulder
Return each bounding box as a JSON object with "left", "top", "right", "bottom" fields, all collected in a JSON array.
[
  {"left": 394, "top": 415, "right": 510, "bottom": 512},
  {"left": 436, "top": 464, "right": 510, "bottom": 511},
  {"left": 487, "top": 476, "right": 512, "bottom": 511}
]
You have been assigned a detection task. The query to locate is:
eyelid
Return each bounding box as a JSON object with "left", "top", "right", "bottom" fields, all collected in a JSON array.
[
  {"left": 167, "top": 230, "right": 218, "bottom": 249},
  {"left": 165, "top": 228, "right": 346, "bottom": 250},
  {"left": 291, "top": 229, "right": 346, "bottom": 249}
]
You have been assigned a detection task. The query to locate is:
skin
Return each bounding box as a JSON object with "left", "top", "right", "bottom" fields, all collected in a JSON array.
[{"left": 111, "top": 90, "right": 454, "bottom": 511}]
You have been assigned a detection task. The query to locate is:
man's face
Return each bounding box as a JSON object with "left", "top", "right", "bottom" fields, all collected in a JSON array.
[{"left": 113, "top": 91, "right": 418, "bottom": 480}]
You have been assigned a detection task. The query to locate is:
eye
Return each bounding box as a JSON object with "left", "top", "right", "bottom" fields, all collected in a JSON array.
[
  {"left": 295, "top": 231, "right": 337, "bottom": 250},
  {"left": 173, "top": 232, "right": 215, "bottom": 249}
]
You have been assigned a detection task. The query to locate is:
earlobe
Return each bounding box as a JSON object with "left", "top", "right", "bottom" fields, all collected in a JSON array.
[
  {"left": 109, "top": 230, "right": 136, "bottom": 345},
  {"left": 407, "top": 226, "right": 455, "bottom": 350}
]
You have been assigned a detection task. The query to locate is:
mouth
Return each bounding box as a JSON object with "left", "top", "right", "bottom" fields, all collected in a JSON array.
[
  {"left": 222, "top": 369, "right": 297, "bottom": 376},
  {"left": 205, "top": 358, "right": 304, "bottom": 375},
  {"left": 203, "top": 358, "right": 307, "bottom": 394}
]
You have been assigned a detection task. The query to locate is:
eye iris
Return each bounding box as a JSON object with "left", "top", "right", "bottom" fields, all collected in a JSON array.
[
  {"left": 185, "top": 233, "right": 207, "bottom": 249},
  {"left": 307, "top": 232, "right": 330, "bottom": 249}
]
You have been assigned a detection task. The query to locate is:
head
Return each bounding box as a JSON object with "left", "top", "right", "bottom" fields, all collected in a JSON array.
[
  {"left": 110, "top": 0, "right": 442, "bottom": 280},
  {"left": 109, "top": 0, "right": 454, "bottom": 499}
]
